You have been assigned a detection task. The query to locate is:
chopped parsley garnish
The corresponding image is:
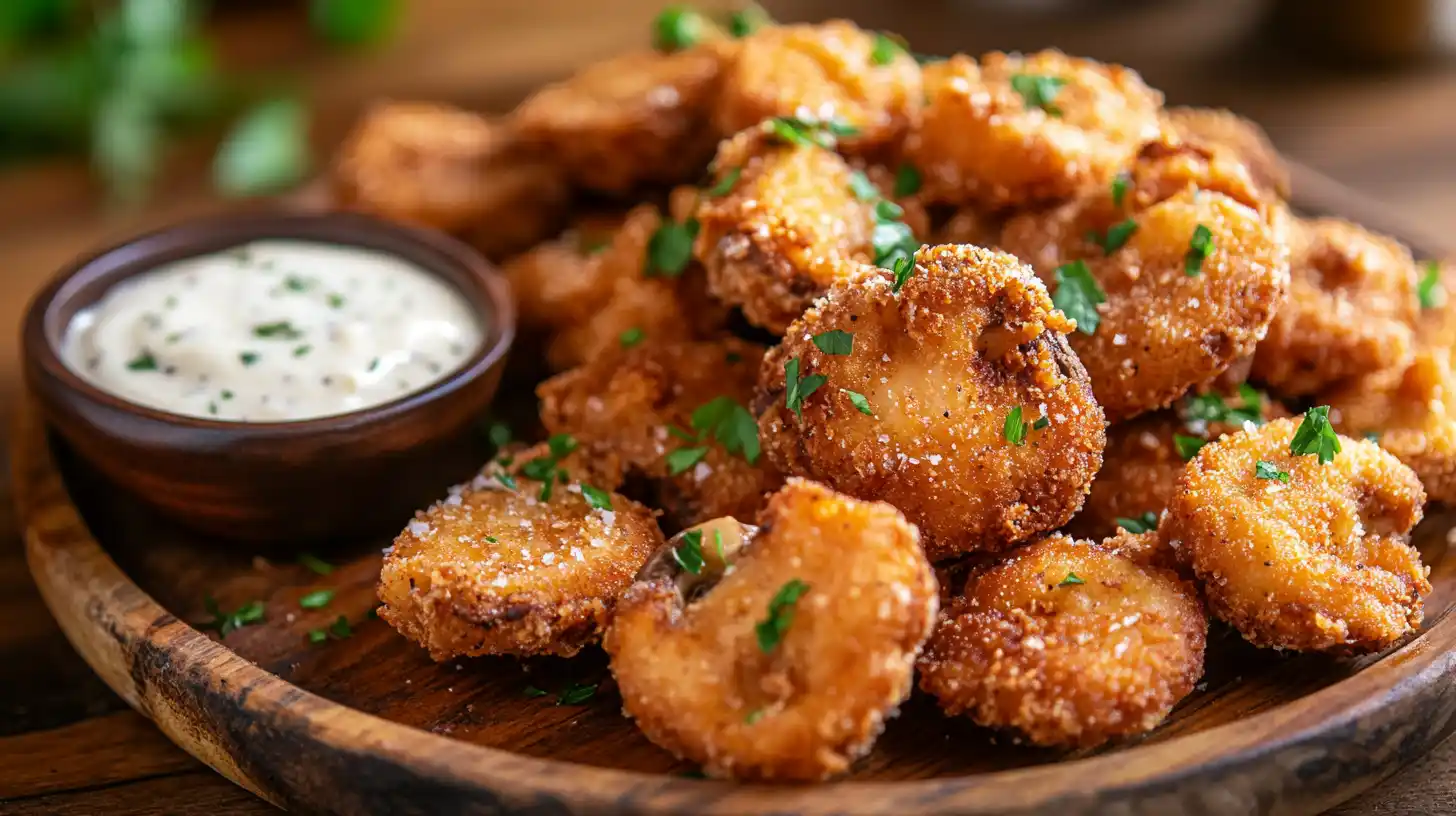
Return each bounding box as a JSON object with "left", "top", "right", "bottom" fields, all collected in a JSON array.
[
  {"left": 848, "top": 170, "right": 879, "bottom": 201},
  {"left": 1091, "top": 218, "right": 1138, "bottom": 256},
  {"left": 253, "top": 320, "right": 303, "bottom": 339},
  {"left": 764, "top": 114, "right": 859, "bottom": 150},
  {"left": 652, "top": 5, "right": 708, "bottom": 52},
  {"left": 200, "top": 596, "right": 265, "bottom": 636},
  {"left": 207, "top": 402, "right": 219, "bottom": 416},
  {"left": 523, "top": 685, "right": 549, "bottom": 699},
  {"left": 519, "top": 434, "right": 579, "bottom": 500},
  {"left": 486, "top": 421, "right": 512, "bottom": 449},
  {"left": 1032, "top": 416, "right": 1051, "bottom": 430},
  {"left": 1009, "top": 73, "right": 1066, "bottom": 116},
  {"left": 812, "top": 329, "right": 854, "bottom": 356},
  {"left": 666, "top": 447, "right": 708, "bottom": 476},
  {"left": 299, "top": 589, "right": 335, "bottom": 609},
  {"left": 283, "top": 275, "right": 310, "bottom": 292},
  {"left": 707, "top": 167, "right": 742, "bottom": 197},
  {"left": 581, "top": 484, "right": 613, "bottom": 511},
  {"left": 875, "top": 199, "right": 904, "bottom": 221},
  {"left": 1185, "top": 224, "right": 1214, "bottom": 276},
  {"left": 1174, "top": 433, "right": 1208, "bottom": 461},
  {"left": 870, "top": 32, "right": 904, "bottom": 65},
  {"left": 646, "top": 218, "right": 699, "bottom": 278},
  {"left": 755, "top": 579, "right": 810, "bottom": 653},
  {"left": 872, "top": 219, "right": 917, "bottom": 270},
  {"left": 367, "top": 357, "right": 380, "bottom": 372},
  {"left": 1256, "top": 460, "right": 1291, "bottom": 483},
  {"left": 1052, "top": 260, "right": 1106, "bottom": 335},
  {"left": 1289, "top": 405, "right": 1341, "bottom": 464},
  {"left": 328, "top": 615, "right": 353, "bottom": 639},
  {"left": 557, "top": 682, "right": 598, "bottom": 705},
  {"left": 220, "top": 390, "right": 234, "bottom": 400},
  {"left": 239, "top": 351, "right": 260, "bottom": 366},
  {"left": 1418, "top": 260, "right": 1444, "bottom": 309},
  {"left": 1116, "top": 512, "right": 1159, "bottom": 534},
  {"left": 165, "top": 332, "right": 182, "bottom": 345},
  {"left": 894, "top": 163, "right": 922, "bottom": 197},
  {"left": 1004, "top": 406, "right": 1028, "bottom": 446},
  {"left": 293, "top": 344, "right": 312, "bottom": 358},
  {"left": 1058, "top": 572, "right": 1086, "bottom": 587},
  {"left": 619, "top": 327, "right": 645, "bottom": 348},
  {"left": 485, "top": 536, "right": 498, "bottom": 543},
  {"left": 1184, "top": 386, "right": 1263, "bottom": 428},
  {"left": 841, "top": 389, "right": 874, "bottom": 416},
  {"left": 1364, "top": 431, "right": 1382, "bottom": 442},
  {"left": 126, "top": 350, "right": 159, "bottom": 371},
  {"left": 326, "top": 292, "right": 346, "bottom": 309},
  {"left": 728, "top": 3, "right": 771, "bottom": 36},
  {"left": 891, "top": 255, "right": 916, "bottom": 293},
  {"left": 1111, "top": 172, "right": 1130, "bottom": 208},
  {"left": 689, "top": 396, "right": 761, "bottom": 464},
  {"left": 307, "top": 629, "right": 327, "bottom": 644},
  {"left": 298, "top": 553, "right": 333, "bottom": 575},
  {"left": 744, "top": 708, "right": 766, "bottom": 724},
  {"left": 674, "top": 529, "right": 705, "bottom": 575},
  {"left": 784, "top": 357, "right": 827, "bottom": 418},
  {"left": 495, "top": 472, "right": 519, "bottom": 491},
  {"left": 713, "top": 529, "right": 726, "bottom": 562}
]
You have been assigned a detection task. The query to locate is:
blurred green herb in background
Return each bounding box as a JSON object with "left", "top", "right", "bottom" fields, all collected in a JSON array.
[{"left": 0, "top": 0, "right": 399, "bottom": 202}]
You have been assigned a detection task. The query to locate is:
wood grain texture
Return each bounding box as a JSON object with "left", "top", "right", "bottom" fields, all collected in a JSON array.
[{"left": 12, "top": 166, "right": 1456, "bottom": 815}]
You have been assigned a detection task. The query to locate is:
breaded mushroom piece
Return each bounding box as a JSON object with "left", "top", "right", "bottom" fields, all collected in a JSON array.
[
  {"left": 1166, "top": 416, "right": 1429, "bottom": 653},
  {"left": 539, "top": 338, "right": 780, "bottom": 527},
  {"left": 332, "top": 102, "right": 568, "bottom": 258},
  {"left": 512, "top": 45, "right": 728, "bottom": 193},
  {"left": 757, "top": 245, "right": 1106, "bottom": 560},
  {"left": 1067, "top": 387, "right": 1287, "bottom": 540},
  {"left": 605, "top": 479, "right": 938, "bottom": 781},
  {"left": 713, "top": 20, "right": 921, "bottom": 156},
  {"left": 544, "top": 203, "right": 729, "bottom": 371},
  {"left": 695, "top": 127, "right": 881, "bottom": 333},
  {"left": 907, "top": 51, "right": 1163, "bottom": 208},
  {"left": 377, "top": 442, "right": 663, "bottom": 660},
  {"left": 1013, "top": 187, "right": 1289, "bottom": 421},
  {"left": 1327, "top": 352, "right": 1456, "bottom": 504},
  {"left": 918, "top": 534, "right": 1206, "bottom": 749},
  {"left": 1163, "top": 106, "right": 1290, "bottom": 201},
  {"left": 1251, "top": 218, "right": 1421, "bottom": 396}
]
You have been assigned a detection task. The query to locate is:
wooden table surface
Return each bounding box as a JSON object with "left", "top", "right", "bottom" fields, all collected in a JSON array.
[{"left": 2, "top": 1, "right": 1454, "bottom": 813}]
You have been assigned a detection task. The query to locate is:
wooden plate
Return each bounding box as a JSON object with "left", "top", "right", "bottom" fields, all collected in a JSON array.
[{"left": 16, "top": 166, "right": 1456, "bottom": 816}]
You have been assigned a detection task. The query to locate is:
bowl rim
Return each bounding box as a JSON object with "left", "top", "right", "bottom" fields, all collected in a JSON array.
[{"left": 21, "top": 210, "right": 515, "bottom": 442}]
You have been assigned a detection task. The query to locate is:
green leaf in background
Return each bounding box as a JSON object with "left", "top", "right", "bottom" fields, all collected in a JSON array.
[
  {"left": 0, "top": 0, "right": 76, "bottom": 49},
  {"left": 311, "top": 0, "right": 401, "bottom": 47},
  {"left": 214, "top": 97, "right": 311, "bottom": 197},
  {"left": 93, "top": 91, "right": 159, "bottom": 203},
  {"left": 119, "top": 0, "right": 196, "bottom": 47}
]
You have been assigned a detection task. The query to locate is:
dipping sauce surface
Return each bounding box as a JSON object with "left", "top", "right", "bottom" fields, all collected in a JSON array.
[{"left": 61, "top": 240, "right": 483, "bottom": 422}]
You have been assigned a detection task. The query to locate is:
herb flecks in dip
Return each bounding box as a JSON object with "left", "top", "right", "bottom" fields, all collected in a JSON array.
[{"left": 61, "top": 240, "right": 483, "bottom": 422}]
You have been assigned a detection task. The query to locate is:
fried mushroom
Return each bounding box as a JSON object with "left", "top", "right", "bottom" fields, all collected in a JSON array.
[
  {"left": 377, "top": 442, "right": 662, "bottom": 660},
  {"left": 605, "top": 479, "right": 938, "bottom": 781},
  {"left": 1166, "top": 416, "right": 1429, "bottom": 653},
  {"left": 757, "top": 245, "right": 1105, "bottom": 559},
  {"left": 907, "top": 51, "right": 1163, "bottom": 208},
  {"left": 1162, "top": 106, "right": 1290, "bottom": 201},
  {"left": 918, "top": 534, "right": 1206, "bottom": 748}
]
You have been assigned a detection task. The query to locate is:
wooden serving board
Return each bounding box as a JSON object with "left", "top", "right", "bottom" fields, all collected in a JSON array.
[{"left": 15, "top": 166, "right": 1456, "bottom": 816}]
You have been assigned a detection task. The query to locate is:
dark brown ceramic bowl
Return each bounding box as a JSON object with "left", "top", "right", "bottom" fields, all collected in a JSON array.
[{"left": 22, "top": 212, "right": 514, "bottom": 542}]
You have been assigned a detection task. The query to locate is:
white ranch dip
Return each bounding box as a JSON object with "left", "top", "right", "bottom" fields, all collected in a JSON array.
[{"left": 61, "top": 240, "right": 483, "bottom": 422}]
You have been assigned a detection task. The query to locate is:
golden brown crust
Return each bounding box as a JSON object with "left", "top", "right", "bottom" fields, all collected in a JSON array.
[
  {"left": 377, "top": 444, "right": 662, "bottom": 660},
  {"left": 1162, "top": 107, "right": 1290, "bottom": 201},
  {"left": 1037, "top": 188, "right": 1289, "bottom": 421},
  {"left": 757, "top": 245, "right": 1105, "bottom": 559},
  {"left": 1327, "top": 352, "right": 1456, "bottom": 504},
  {"left": 917, "top": 534, "right": 1206, "bottom": 748},
  {"left": 713, "top": 21, "right": 921, "bottom": 156},
  {"left": 512, "top": 45, "right": 728, "bottom": 193},
  {"left": 1067, "top": 388, "right": 1289, "bottom": 540},
  {"left": 543, "top": 204, "right": 730, "bottom": 371},
  {"left": 695, "top": 129, "right": 879, "bottom": 333},
  {"left": 538, "top": 338, "right": 781, "bottom": 527},
  {"left": 1251, "top": 217, "right": 1420, "bottom": 396},
  {"left": 1166, "top": 418, "right": 1429, "bottom": 653},
  {"left": 332, "top": 102, "right": 568, "bottom": 257},
  {"left": 907, "top": 51, "right": 1162, "bottom": 208},
  {"left": 605, "top": 479, "right": 938, "bottom": 781}
]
